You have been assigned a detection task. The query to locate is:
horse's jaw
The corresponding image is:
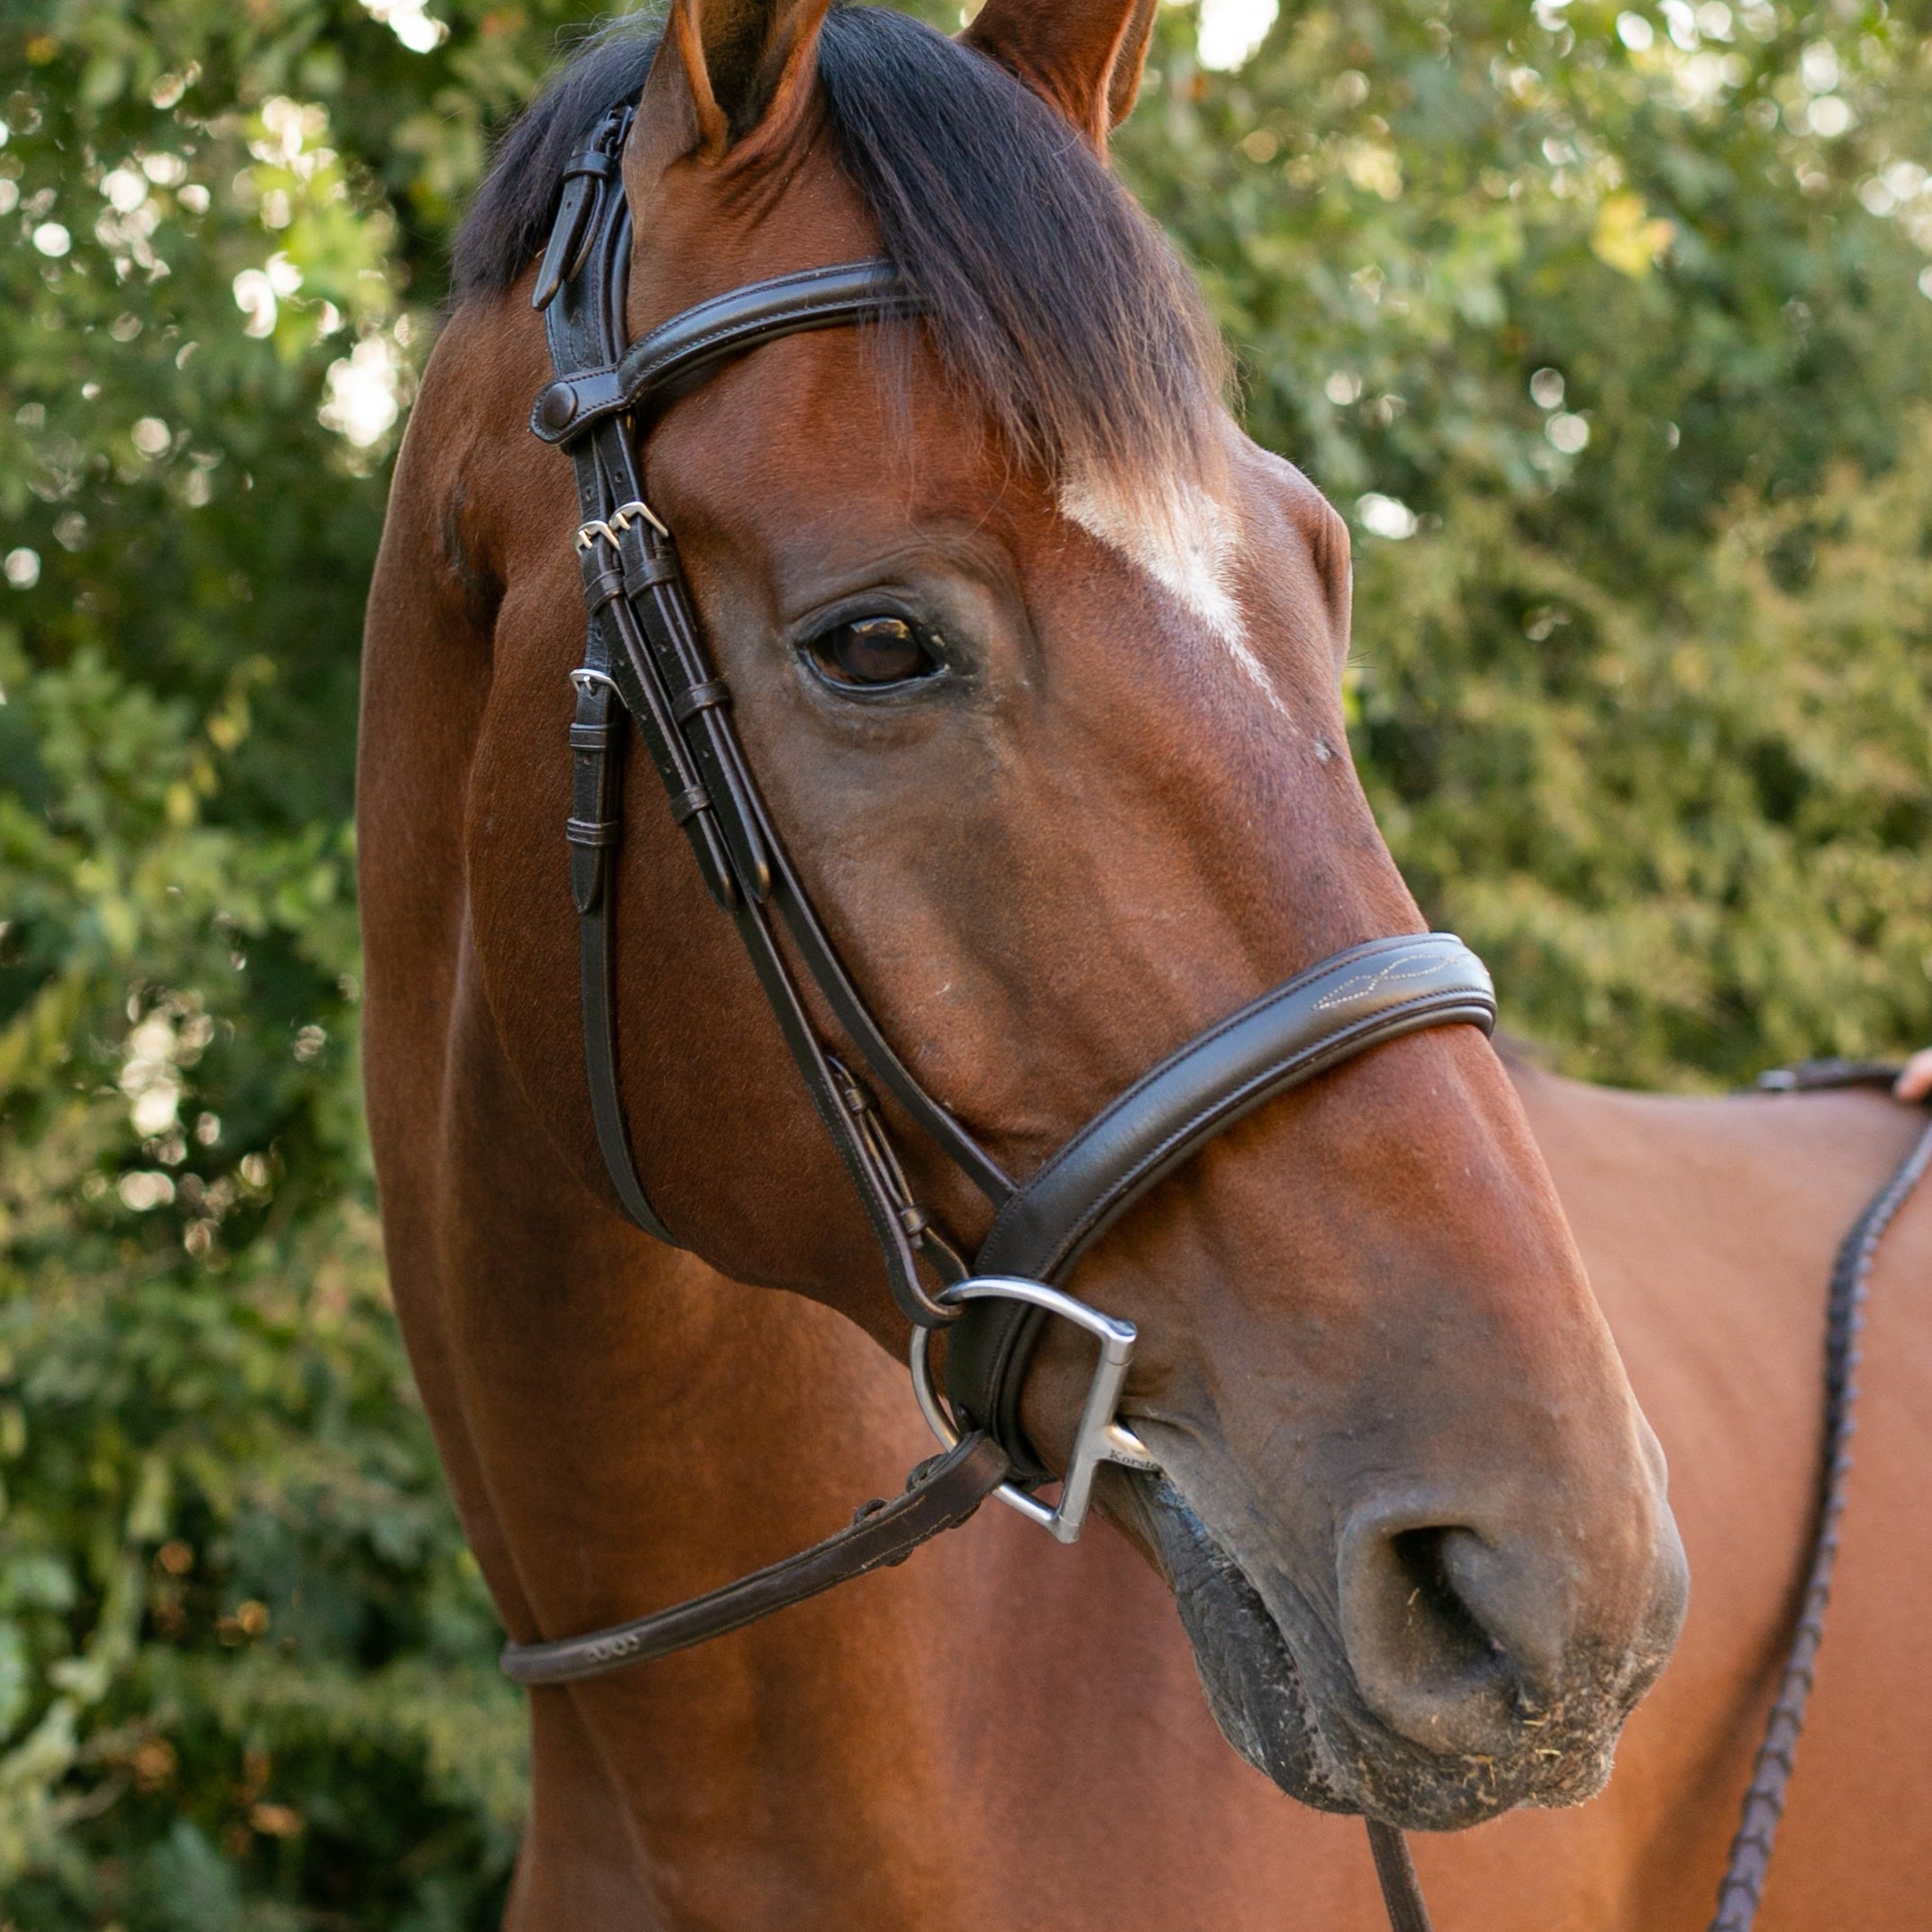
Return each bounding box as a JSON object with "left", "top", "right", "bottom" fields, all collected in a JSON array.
[{"left": 1129, "top": 1474, "right": 1673, "bottom": 1833}]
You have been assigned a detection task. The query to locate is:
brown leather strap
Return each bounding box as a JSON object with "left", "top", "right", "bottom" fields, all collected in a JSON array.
[
  {"left": 1365, "top": 1820, "right": 1435, "bottom": 1932},
  {"left": 1755, "top": 1056, "right": 1907, "bottom": 1094},
  {"left": 578, "top": 837, "right": 676, "bottom": 1245},
  {"left": 545, "top": 173, "right": 970, "bottom": 1328},
  {"left": 530, "top": 116, "right": 626, "bottom": 313},
  {"left": 531, "top": 258, "right": 920, "bottom": 444},
  {"left": 500, "top": 1431, "right": 1011, "bottom": 1685}
]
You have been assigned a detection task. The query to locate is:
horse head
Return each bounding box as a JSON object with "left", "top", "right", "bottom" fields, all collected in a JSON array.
[{"left": 458, "top": 0, "right": 1688, "bottom": 1835}]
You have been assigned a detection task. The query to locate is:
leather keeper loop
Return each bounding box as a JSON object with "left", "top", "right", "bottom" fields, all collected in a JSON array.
[
  {"left": 620, "top": 548, "right": 680, "bottom": 594},
  {"left": 673, "top": 677, "right": 731, "bottom": 722},
  {"left": 567, "top": 816, "right": 621, "bottom": 848},
  {"left": 569, "top": 721, "right": 618, "bottom": 751},
  {"left": 579, "top": 565, "right": 625, "bottom": 611},
  {"left": 667, "top": 784, "right": 712, "bottom": 826}
]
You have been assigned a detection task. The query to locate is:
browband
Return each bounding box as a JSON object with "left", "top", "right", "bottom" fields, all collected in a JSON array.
[{"left": 532, "top": 258, "right": 918, "bottom": 444}]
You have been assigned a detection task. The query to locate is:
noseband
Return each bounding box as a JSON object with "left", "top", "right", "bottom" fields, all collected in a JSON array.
[{"left": 501, "top": 103, "right": 1494, "bottom": 1930}]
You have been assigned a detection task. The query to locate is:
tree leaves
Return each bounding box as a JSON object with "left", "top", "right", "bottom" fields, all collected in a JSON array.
[{"left": 1125, "top": 0, "right": 1932, "bottom": 1086}]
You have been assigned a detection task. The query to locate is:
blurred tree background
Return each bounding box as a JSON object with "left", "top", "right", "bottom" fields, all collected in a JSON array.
[{"left": 0, "top": 0, "right": 1927, "bottom": 1920}]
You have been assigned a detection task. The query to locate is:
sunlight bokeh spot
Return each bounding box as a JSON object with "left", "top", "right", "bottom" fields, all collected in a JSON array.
[
  {"left": 1198, "top": 0, "right": 1278, "bottom": 71},
  {"left": 1358, "top": 493, "right": 1418, "bottom": 540}
]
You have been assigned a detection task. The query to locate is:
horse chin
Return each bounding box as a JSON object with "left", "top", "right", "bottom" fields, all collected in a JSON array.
[{"left": 1134, "top": 1477, "right": 1634, "bottom": 1834}]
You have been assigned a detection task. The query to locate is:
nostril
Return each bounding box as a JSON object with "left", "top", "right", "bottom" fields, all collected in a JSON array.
[
  {"left": 1389, "top": 1526, "right": 1503, "bottom": 1680},
  {"left": 1338, "top": 1514, "right": 1532, "bottom": 1755}
]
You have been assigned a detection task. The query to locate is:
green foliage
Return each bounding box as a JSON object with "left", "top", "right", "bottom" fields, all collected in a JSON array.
[
  {"left": 1120, "top": 0, "right": 1932, "bottom": 1083},
  {"left": 0, "top": 1, "right": 572, "bottom": 1920},
  {"left": 1347, "top": 441, "right": 1932, "bottom": 1081},
  {"left": 0, "top": 0, "right": 1927, "bottom": 1917}
]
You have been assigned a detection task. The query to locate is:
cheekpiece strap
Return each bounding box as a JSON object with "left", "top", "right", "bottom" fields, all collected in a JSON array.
[{"left": 535, "top": 113, "right": 989, "bottom": 1329}]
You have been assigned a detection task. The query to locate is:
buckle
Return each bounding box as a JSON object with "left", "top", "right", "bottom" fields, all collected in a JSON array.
[
  {"left": 909, "top": 1276, "right": 1157, "bottom": 1545},
  {"left": 610, "top": 497, "right": 669, "bottom": 537}
]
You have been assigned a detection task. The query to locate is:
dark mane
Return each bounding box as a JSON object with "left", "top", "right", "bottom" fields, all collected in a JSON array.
[{"left": 451, "top": 5, "right": 1224, "bottom": 484}]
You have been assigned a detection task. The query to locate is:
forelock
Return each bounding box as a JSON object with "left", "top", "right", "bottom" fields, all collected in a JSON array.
[{"left": 816, "top": 6, "right": 1227, "bottom": 488}]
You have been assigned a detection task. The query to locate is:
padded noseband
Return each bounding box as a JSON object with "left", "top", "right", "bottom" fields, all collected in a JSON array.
[{"left": 948, "top": 933, "right": 1494, "bottom": 1475}]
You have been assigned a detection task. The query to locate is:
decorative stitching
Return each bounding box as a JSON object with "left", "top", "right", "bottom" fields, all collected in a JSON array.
[{"left": 1310, "top": 944, "right": 1459, "bottom": 1011}]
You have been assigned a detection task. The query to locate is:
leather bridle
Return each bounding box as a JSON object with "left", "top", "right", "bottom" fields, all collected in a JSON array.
[
  {"left": 465, "top": 97, "right": 1932, "bottom": 1932},
  {"left": 499, "top": 102, "right": 1501, "bottom": 1930}
]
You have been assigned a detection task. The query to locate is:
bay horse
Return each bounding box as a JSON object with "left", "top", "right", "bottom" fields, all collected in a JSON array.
[{"left": 356, "top": 0, "right": 1930, "bottom": 1924}]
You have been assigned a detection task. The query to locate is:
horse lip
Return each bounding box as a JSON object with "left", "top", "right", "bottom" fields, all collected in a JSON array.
[{"left": 1128, "top": 1471, "right": 1365, "bottom": 1818}]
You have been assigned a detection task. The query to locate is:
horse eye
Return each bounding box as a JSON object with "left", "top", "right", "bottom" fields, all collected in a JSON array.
[{"left": 804, "top": 615, "right": 944, "bottom": 693}]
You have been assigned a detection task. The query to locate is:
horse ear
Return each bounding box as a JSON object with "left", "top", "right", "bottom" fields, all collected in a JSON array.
[
  {"left": 656, "top": 0, "right": 834, "bottom": 163},
  {"left": 961, "top": 0, "right": 1160, "bottom": 153}
]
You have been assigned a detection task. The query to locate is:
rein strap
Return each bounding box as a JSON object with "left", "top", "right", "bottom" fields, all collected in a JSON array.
[
  {"left": 501, "top": 1431, "right": 1011, "bottom": 1686},
  {"left": 1708, "top": 1090, "right": 1932, "bottom": 1929}
]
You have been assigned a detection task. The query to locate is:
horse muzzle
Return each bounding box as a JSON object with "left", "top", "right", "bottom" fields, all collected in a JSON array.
[{"left": 1133, "top": 1451, "right": 1688, "bottom": 1832}]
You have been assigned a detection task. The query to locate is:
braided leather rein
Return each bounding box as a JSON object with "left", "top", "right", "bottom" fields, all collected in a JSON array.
[{"left": 1709, "top": 1066, "right": 1932, "bottom": 1929}]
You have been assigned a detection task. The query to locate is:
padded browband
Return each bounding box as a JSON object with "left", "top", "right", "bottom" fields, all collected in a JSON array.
[
  {"left": 531, "top": 258, "right": 919, "bottom": 443},
  {"left": 948, "top": 933, "right": 1497, "bottom": 1474}
]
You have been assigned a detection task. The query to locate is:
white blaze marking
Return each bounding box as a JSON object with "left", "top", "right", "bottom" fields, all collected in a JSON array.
[{"left": 1057, "top": 468, "right": 1290, "bottom": 719}]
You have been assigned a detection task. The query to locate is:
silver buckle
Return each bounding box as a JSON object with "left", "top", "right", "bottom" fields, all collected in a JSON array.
[
  {"left": 909, "top": 1276, "right": 1158, "bottom": 1545},
  {"left": 609, "top": 497, "right": 669, "bottom": 537}
]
